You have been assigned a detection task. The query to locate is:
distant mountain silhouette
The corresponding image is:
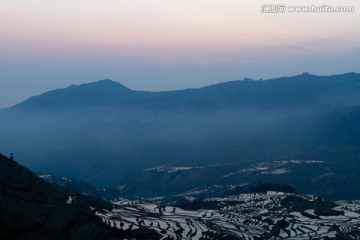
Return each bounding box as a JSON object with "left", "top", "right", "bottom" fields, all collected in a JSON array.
[
  {"left": 2, "top": 72, "right": 360, "bottom": 200},
  {"left": 11, "top": 72, "right": 360, "bottom": 110},
  {"left": 13, "top": 79, "right": 142, "bottom": 109},
  {"left": 0, "top": 153, "right": 159, "bottom": 239}
]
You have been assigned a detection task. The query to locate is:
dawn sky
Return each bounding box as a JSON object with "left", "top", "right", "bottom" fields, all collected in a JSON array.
[{"left": 1, "top": 0, "right": 360, "bottom": 108}]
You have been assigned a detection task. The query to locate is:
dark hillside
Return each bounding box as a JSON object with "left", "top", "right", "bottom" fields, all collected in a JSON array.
[{"left": 0, "top": 153, "right": 159, "bottom": 240}]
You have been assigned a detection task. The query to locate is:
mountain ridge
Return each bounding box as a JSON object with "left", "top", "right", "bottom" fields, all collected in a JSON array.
[
  {"left": 13, "top": 79, "right": 139, "bottom": 109},
  {"left": 10, "top": 72, "right": 360, "bottom": 110}
]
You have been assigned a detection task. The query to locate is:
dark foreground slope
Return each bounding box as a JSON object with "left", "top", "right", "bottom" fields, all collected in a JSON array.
[{"left": 0, "top": 153, "right": 160, "bottom": 240}]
